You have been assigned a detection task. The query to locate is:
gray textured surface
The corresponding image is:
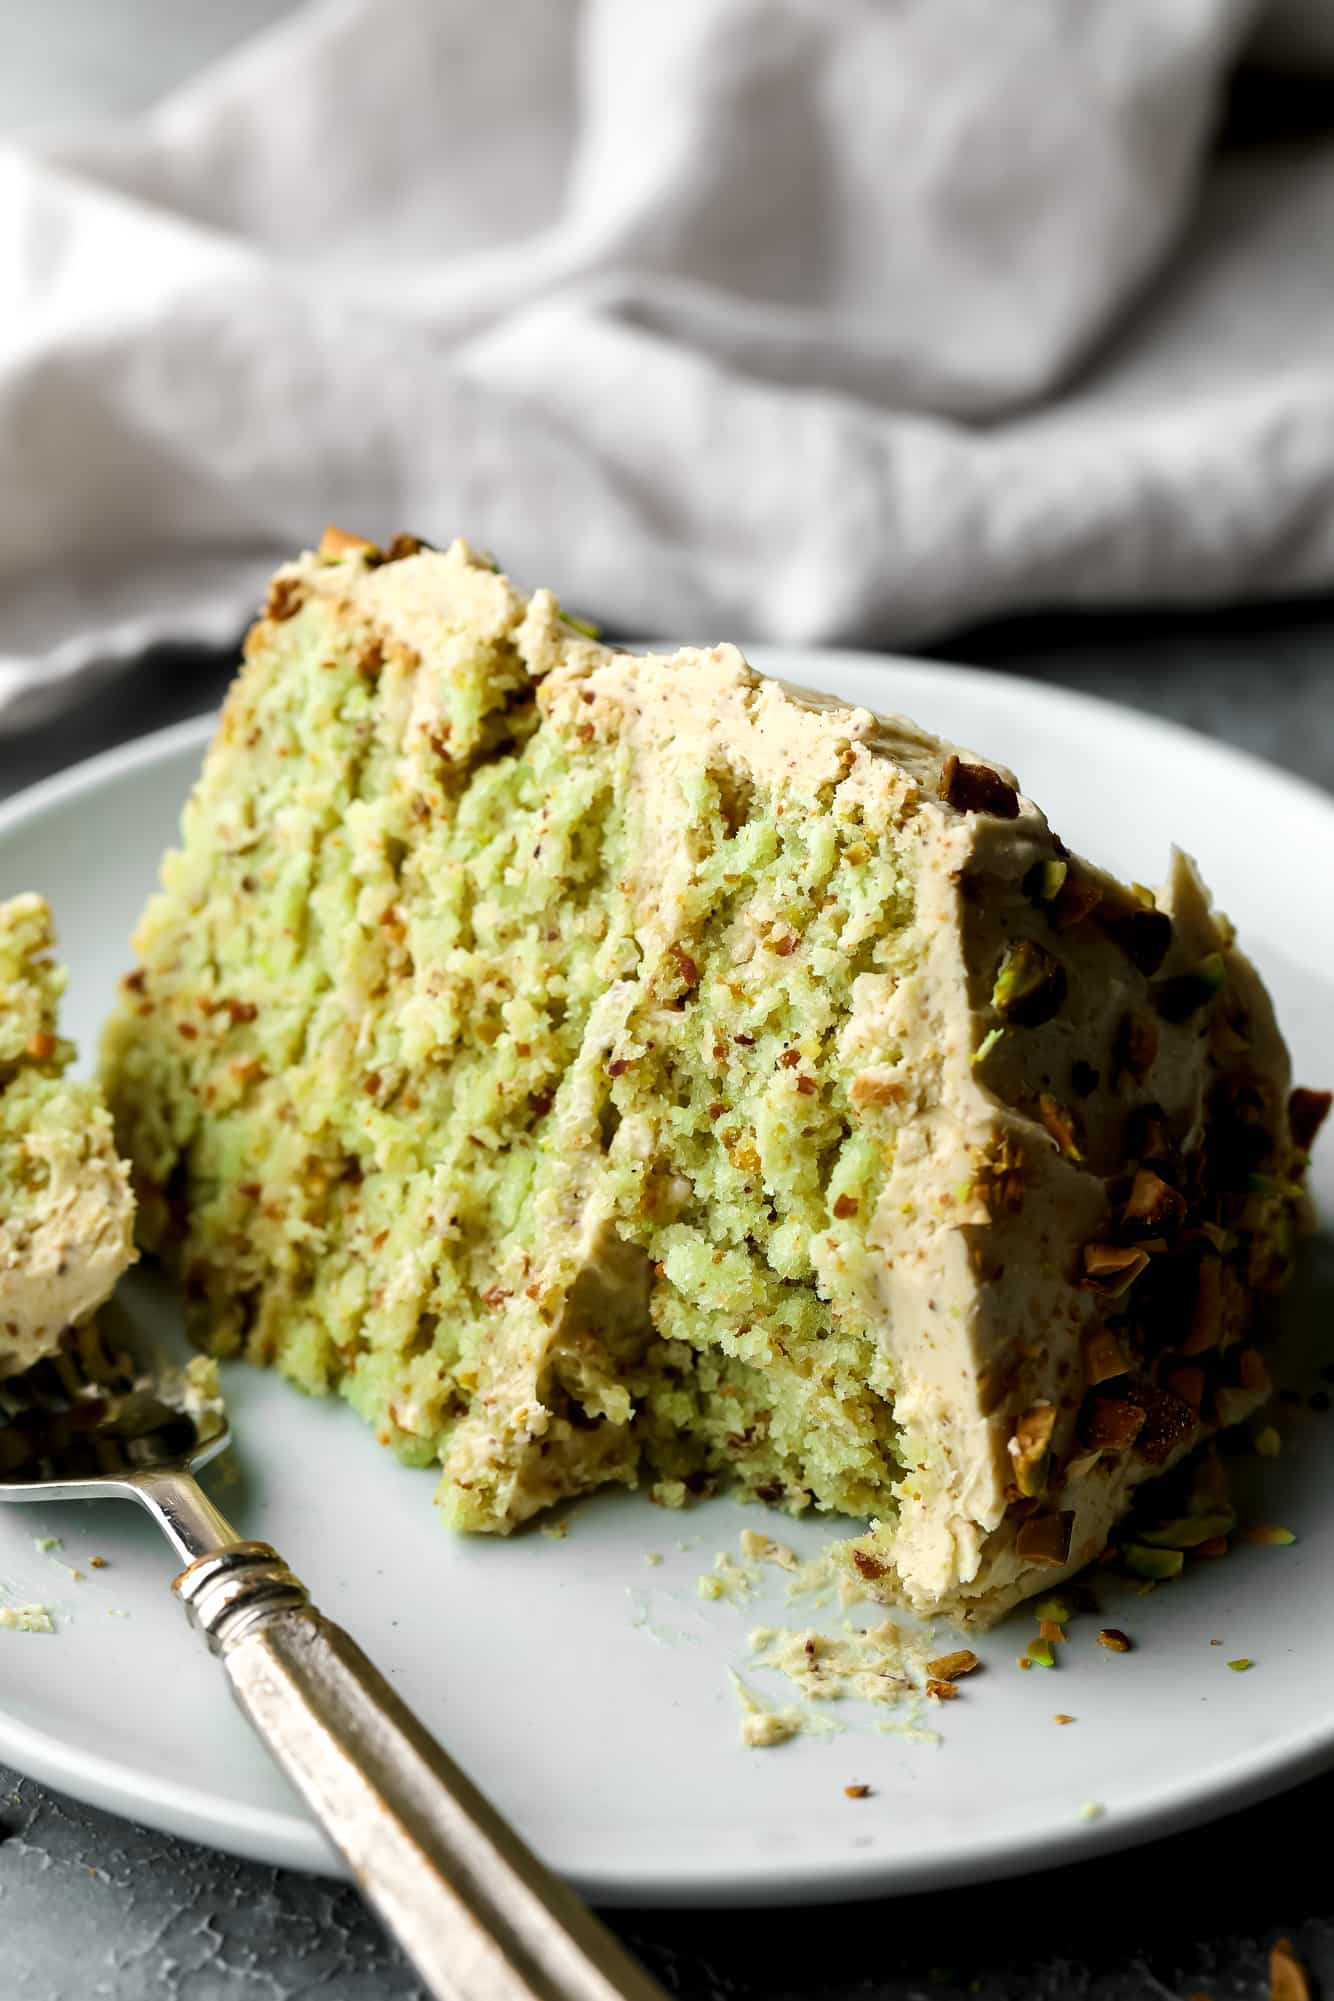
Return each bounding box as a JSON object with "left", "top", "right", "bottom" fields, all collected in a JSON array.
[{"left": 0, "top": 608, "right": 1331, "bottom": 2001}]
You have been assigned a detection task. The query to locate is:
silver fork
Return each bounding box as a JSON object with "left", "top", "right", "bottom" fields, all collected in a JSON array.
[{"left": 0, "top": 1340, "right": 667, "bottom": 2001}]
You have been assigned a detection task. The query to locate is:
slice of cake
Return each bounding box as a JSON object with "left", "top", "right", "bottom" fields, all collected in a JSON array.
[
  {"left": 101, "top": 534, "right": 1322, "bottom": 1624},
  {"left": 0, "top": 895, "right": 136, "bottom": 1377}
]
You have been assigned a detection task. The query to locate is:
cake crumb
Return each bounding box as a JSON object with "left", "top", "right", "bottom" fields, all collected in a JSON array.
[
  {"left": 844, "top": 1783, "right": 872, "bottom": 1799},
  {"left": 0, "top": 1605, "right": 53, "bottom": 1633}
]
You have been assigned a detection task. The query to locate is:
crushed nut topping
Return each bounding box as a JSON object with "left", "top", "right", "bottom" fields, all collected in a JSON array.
[
  {"left": 1151, "top": 952, "right": 1226, "bottom": 1023},
  {"left": 1121, "top": 1167, "right": 1185, "bottom": 1235},
  {"left": 926, "top": 1649, "right": 980, "bottom": 1682},
  {"left": 939, "top": 754, "right": 1020, "bottom": 819},
  {"left": 1097, "top": 1628, "right": 1132, "bottom": 1653},
  {"left": 1037, "top": 1093, "right": 1084, "bottom": 1162},
  {"left": 1103, "top": 905, "right": 1173, "bottom": 975},
  {"left": 266, "top": 576, "right": 306, "bottom": 623},
  {"left": 977, "top": 1134, "right": 1026, "bottom": 1214},
  {"left": 1079, "top": 1243, "right": 1150, "bottom": 1297},
  {"left": 1023, "top": 858, "right": 1067, "bottom": 904},
  {"left": 318, "top": 524, "right": 379, "bottom": 561},
  {"left": 1015, "top": 1511, "right": 1074, "bottom": 1566},
  {"left": 1081, "top": 1395, "right": 1146, "bottom": 1453},
  {"left": 1083, "top": 1328, "right": 1129, "bottom": 1387},
  {"left": 1009, "top": 1404, "right": 1057, "bottom": 1498},
  {"left": 1049, "top": 869, "right": 1104, "bottom": 932},
  {"left": 992, "top": 939, "right": 1068, "bottom": 1028}
]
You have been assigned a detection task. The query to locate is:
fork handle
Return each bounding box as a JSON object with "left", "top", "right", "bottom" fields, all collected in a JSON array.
[{"left": 175, "top": 1542, "right": 664, "bottom": 2001}]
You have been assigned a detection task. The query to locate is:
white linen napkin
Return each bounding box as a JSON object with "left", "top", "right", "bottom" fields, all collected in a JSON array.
[{"left": 2, "top": 0, "right": 1333, "bottom": 730}]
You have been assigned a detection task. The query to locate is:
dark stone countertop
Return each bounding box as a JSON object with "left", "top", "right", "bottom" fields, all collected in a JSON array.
[{"left": 0, "top": 600, "right": 1331, "bottom": 2001}]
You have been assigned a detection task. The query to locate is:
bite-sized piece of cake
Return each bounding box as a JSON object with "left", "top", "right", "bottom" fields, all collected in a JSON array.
[
  {"left": 101, "top": 533, "right": 1322, "bottom": 1625},
  {"left": 0, "top": 895, "right": 136, "bottom": 1376}
]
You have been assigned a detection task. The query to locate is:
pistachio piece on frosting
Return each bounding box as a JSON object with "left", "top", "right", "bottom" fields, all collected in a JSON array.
[
  {"left": 1081, "top": 1396, "right": 1147, "bottom": 1453},
  {"left": 1023, "top": 857, "right": 1067, "bottom": 904},
  {"left": 1009, "top": 1403, "right": 1058, "bottom": 1498},
  {"left": 939, "top": 754, "right": 1020, "bottom": 819},
  {"left": 1048, "top": 869, "right": 1104, "bottom": 932},
  {"left": 1102, "top": 904, "right": 1173, "bottom": 976},
  {"left": 1151, "top": 951, "right": 1226, "bottom": 1023},
  {"left": 1038, "top": 1094, "right": 1084, "bottom": 1162},
  {"left": 1014, "top": 1512, "right": 1075, "bottom": 1567},
  {"left": 1121, "top": 1168, "right": 1186, "bottom": 1236},
  {"left": 1083, "top": 1327, "right": 1130, "bottom": 1386},
  {"left": 992, "top": 939, "right": 1068, "bottom": 1027},
  {"left": 1080, "top": 1243, "right": 1150, "bottom": 1296}
]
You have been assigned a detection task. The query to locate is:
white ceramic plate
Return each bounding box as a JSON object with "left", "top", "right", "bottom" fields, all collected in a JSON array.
[{"left": 0, "top": 653, "right": 1328, "bottom": 1909}]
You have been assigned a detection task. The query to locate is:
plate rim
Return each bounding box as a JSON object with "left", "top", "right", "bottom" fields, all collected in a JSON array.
[{"left": 0, "top": 653, "right": 1329, "bottom": 1906}]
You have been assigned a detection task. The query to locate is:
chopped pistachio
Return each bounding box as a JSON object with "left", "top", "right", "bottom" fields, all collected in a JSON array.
[
  {"left": 1009, "top": 1403, "right": 1057, "bottom": 1498},
  {"left": 1077, "top": 1800, "right": 1105, "bottom": 1823},
  {"left": 1139, "top": 1510, "right": 1236, "bottom": 1550},
  {"left": 1122, "top": 1167, "right": 1186, "bottom": 1235},
  {"left": 1015, "top": 1510, "right": 1075, "bottom": 1566},
  {"left": 925, "top": 1649, "right": 979, "bottom": 1682},
  {"left": 1033, "top": 1595, "right": 1073, "bottom": 1624},
  {"left": 971, "top": 1025, "right": 1005, "bottom": 1067},
  {"left": 1123, "top": 1544, "right": 1184, "bottom": 1581},
  {"left": 1227, "top": 1657, "right": 1253, "bottom": 1672},
  {"left": 1049, "top": 870, "right": 1104, "bottom": 932},
  {"left": 1023, "top": 857, "right": 1068, "bottom": 904},
  {"left": 1151, "top": 951, "right": 1226, "bottom": 1023},
  {"left": 1253, "top": 1425, "right": 1282, "bottom": 1459},
  {"left": 1025, "top": 1639, "right": 1056, "bottom": 1668},
  {"left": 1080, "top": 1243, "right": 1150, "bottom": 1297},
  {"left": 1244, "top": 1524, "right": 1297, "bottom": 1547},
  {"left": 1104, "top": 905, "right": 1172, "bottom": 975},
  {"left": 940, "top": 754, "right": 1020, "bottom": 819},
  {"left": 992, "top": 939, "right": 1068, "bottom": 1028},
  {"left": 1081, "top": 1394, "right": 1146, "bottom": 1453},
  {"left": 1083, "top": 1327, "right": 1130, "bottom": 1387},
  {"left": 1037, "top": 1092, "right": 1084, "bottom": 1162}
]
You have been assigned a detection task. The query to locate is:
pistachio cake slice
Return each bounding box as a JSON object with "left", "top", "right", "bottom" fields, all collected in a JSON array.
[
  {"left": 0, "top": 895, "right": 136, "bottom": 1376},
  {"left": 101, "top": 534, "right": 1321, "bottom": 1624}
]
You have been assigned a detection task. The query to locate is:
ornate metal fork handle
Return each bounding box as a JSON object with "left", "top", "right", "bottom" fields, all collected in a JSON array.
[{"left": 167, "top": 1516, "right": 665, "bottom": 2001}]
